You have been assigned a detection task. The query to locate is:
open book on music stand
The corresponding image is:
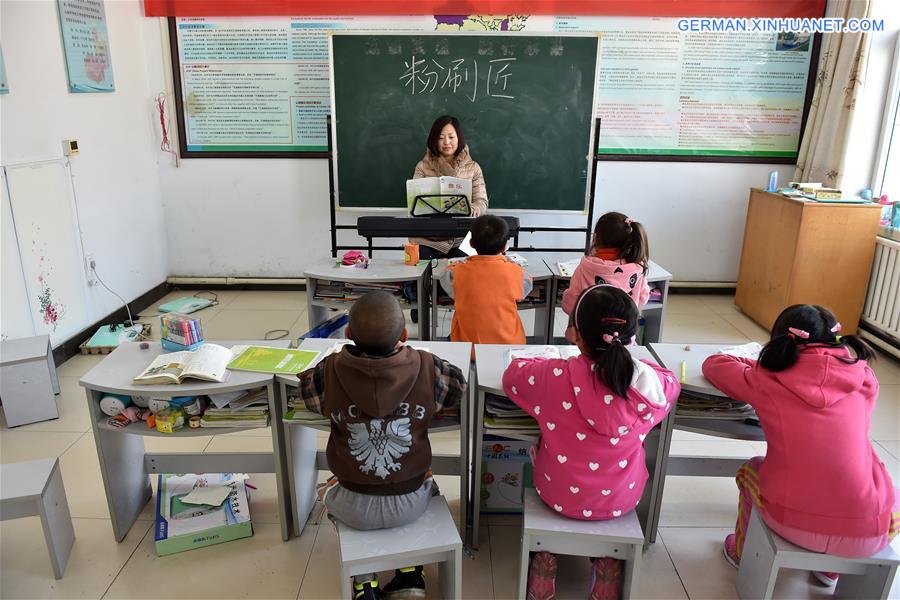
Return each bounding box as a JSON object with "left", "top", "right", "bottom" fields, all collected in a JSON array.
[{"left": 406, "top": 176, "right": 473, "bottom": 217}]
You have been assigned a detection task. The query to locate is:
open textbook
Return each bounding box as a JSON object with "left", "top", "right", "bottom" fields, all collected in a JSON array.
[
  {"left": 505, "top": 346, "right": 580, "bottom": 368},
  {"left": 133, "top": 343, "right": 232, "bottom": 384}
]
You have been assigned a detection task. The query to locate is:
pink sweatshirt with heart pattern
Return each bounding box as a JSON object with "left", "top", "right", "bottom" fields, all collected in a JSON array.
[{"left": 502, "top": 354, "right": 680, "bottom": 520}]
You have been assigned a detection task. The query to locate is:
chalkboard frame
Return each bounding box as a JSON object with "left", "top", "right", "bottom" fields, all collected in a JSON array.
[
  {"left": 595, "top": 33, "right": 821, "bottom": 164},
  {"left": 329, "top": 31, "right": 600, "bottom": 213},
  {"left": 167, "top": 18, "right": 329, "bottom": 159}
]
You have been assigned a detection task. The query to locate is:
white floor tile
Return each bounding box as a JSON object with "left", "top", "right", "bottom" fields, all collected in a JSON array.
[
  {"left": 658, "top": 476, "right": 738, "bottom": 527},
  {"left": 661, "top": 313, "right": 750, "bottom": 345},
  {"left": 0, "top": 430, "right": 83, "bottom": 464},
  {"left": 201, "top": 309, "right": 307, "bottom": 341},
  {"left": 0, "top": 376, "right": 93, "bottom": 433}
]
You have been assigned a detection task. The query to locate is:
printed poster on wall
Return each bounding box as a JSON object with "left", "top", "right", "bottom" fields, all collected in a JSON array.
[
  {"left": 172, "top": 15, "right": 812, "bottom": 159},
  {"left": 0, "top": 45, "right": 8, "bottom": 94},
  {"left": 57, "top": 0, "right": 114, "bottom": 92}
]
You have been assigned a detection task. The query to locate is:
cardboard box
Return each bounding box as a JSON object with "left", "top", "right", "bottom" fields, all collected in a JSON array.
[
  {"left": 479, "top": 437, "right": 534, "bottom": 513},
  {"left": 154, "top": 473, "right": 252, "bottom": 556}
]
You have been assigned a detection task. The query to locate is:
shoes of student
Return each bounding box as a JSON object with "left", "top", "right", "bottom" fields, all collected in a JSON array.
[
  {"left": 353, "top": 578, "right": 381, "bottom": 600},
  {"left": 589, "top": 556, "right": 624, "bottom": 600},
  {"left": 383, "top": 566, "right": 426, "bottom": 600},
  {"left": 722, "top": 533, "right": 740, "bottom": 568},
  {"left": 526, "top": 551, "right": 557, "bottom": 600},
  {"left": 813, "top": 571, "right": 840, "bottom": 587}
]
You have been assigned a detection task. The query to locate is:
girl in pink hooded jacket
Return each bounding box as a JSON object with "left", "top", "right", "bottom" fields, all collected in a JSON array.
[
  {"left": 503, "top": 285, "right": 680, "bottom": 600},
  {"left": 703, "top": 304, "right": 898, "bottom": 586},
  {"left": 562, "top": 213, "right": 651, "bottom": 343}
]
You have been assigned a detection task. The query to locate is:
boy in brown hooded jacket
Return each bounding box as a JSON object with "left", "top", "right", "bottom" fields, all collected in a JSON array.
[{"left": 297, "top": 291, "right": 466, "bottom": 600}]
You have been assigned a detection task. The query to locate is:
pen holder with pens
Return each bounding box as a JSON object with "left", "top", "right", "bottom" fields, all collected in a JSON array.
[{"left": 160, "top": 312, "right": 204, "bottom": 352}]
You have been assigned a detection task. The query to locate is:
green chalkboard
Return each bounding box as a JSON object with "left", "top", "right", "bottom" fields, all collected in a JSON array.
[{"left": 332, "top": 34, "right": 598, "bottom": 211}]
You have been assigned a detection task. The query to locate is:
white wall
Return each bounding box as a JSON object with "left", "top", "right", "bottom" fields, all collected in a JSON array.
[{"left": 1, "top": 0, "right": 168, "bottom": 339}]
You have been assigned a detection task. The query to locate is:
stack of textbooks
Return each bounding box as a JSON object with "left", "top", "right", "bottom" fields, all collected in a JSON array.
[
  {"left": 676, "top": 343, "right": 761, "bottom": 421},
  {"left": 284, "top": 390, "right": 328, "bottom": 424},
  {"left": 313, "top": 281, "right": 406, "bottom": 304},
  {"left": 202, "top": 387, "right": 269, "bottom": 428},
  {"left": 484, "top": 394, "right": 539, "bottom": 435}
]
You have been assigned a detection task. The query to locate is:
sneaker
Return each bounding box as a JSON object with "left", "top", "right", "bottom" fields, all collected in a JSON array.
[
  {"left": 813, "top": 571, "right": 839, "bottom": 587},
  {"left": 722, "top": 534, "right": 740, "bottom": 568},
  {"left": 527, "top": 551, "right": 557, "bottom": 600},
  {"left": 589, "top": 557, "right": 623, "bottom": 600},
  {"left": 353, "top": 578, "right": 381, "bottom": 600},
  {"left": 383, "top": 566, "right": 426, "bottom": 600}
]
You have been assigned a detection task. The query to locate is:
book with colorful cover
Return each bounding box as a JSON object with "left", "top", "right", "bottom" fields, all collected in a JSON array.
[{"left": 227, "top": 346, "right": 320, "bottom": 375}]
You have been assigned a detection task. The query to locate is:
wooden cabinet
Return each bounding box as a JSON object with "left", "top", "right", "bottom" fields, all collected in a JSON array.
[{"left": 735, "top": 188, "right": 882, "bottom": 335}]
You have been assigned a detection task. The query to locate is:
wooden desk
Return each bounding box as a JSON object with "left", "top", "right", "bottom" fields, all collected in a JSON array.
[
  {"left": 544, "top": 259, "right": 672, "bottom": 344},
  {"left": 469, "top": 344, "right": 671, "bottom": 549},
  {"left": 430, "top": 259, "right": 554, "bottom": 343},
  {"left": 304, "top": 258, "right": 430, "bottom": 339},
  {"left": 736, "top": 188, "right": 881, "bottom": 335},
  {"left": 78, "top": 340, "right": 294, "bottom": 542},
  {"left": 276, "top": 339, "right": 472, "bottom": 538}
]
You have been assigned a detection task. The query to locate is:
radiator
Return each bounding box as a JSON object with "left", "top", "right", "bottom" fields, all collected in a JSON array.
[{"left": 862, "top": 235, "right": 900, "bottom": 345}]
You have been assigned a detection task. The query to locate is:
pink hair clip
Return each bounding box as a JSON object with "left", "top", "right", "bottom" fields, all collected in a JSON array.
[
  {"left": 624, "top": 217, "right": 634, "bottom": 225},
  {"left": 787, "top": 327, "right": 810, "bottom": 339},
  {"left": 602, "top": 332, "right": 620, "bottom": 344},
  {"left": 830, "top": 322, "right": 842, "bottom": 333}
]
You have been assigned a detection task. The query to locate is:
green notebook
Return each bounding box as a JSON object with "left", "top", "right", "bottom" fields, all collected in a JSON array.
[{"left": 227, "top": 346, "right": 320, "bottom": 375}]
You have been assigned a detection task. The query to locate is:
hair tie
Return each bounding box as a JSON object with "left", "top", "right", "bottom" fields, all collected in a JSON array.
[
  {"left": 830, "top": 322, "right": 842, "bottom": 333},
  {"left": 602, "top": 332, "right": 620, "bottom": 344},
  {"left": 600, "top": 317, "right": 627, "bottom": 325},
  {"left": 787, "top": 327, "right": 810, "bottom": 340},
  {"left": 624, "top": 218, "right": 634, "bottom": 225}
]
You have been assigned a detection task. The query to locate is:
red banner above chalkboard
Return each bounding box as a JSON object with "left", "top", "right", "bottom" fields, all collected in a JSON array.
[{"left": 145, "top": 0, "right": 825, "bottom": 18}]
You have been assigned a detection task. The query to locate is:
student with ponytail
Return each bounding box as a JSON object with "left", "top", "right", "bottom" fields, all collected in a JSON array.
[
  {"left": 561, "top": 212, "right": 651, "bottom": 342},
  {"left": 703, "top": 304, "right": 898, "bottom": 586},
  {"left": 502, "top": 286, "right": 680, "bottom": 600}
]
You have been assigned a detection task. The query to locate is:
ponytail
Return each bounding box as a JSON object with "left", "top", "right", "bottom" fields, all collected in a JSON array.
[
  {"left": 621, "top": 220, "right": 649, "bottom": 273},
  {"left": 759, "top": 304, "right": 876, "bottom": 372},
  {"left": 573, "top": 286, "right": 639, "bottom": 398}
]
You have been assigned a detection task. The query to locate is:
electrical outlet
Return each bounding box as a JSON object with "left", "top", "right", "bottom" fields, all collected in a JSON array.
[{"left": 85, "top": 254, "right": 97, "bottom": 286}]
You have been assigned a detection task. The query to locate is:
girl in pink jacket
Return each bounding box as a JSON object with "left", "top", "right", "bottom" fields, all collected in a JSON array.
[
  {"left": 702, "top": 304, "right": 898, "bottom": 587},
  {"left": 503, "top": 285, "right": 680, "bottom": 600},
  {"left": 562, "top": 213, "right": 651, "bottom": 343}
]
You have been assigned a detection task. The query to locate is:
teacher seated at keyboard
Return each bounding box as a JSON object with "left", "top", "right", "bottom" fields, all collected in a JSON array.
[{"left": 411, "top": 114, "right": 488, "bottom": 260}]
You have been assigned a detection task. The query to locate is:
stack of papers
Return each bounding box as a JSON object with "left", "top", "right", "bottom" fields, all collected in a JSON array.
[
  {"left": 483, "top": 394, "right": 539, "bottom": 435},
  {"left": 201, "top": 386, "right": 269, "bottom": 428},
  {"left": 505, "top": 346, "right": 580, "bottom": 369},
  {"left": 313, "top": 281, "right": 404, "bottom": 303},
  {"left": 557, "top": 259, "right": 580, "bottom": 278}
]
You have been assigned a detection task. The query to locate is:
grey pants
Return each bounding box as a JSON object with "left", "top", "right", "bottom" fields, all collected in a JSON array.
[{"left": 324, "top": 478, "right": 437, "bottom": 586}]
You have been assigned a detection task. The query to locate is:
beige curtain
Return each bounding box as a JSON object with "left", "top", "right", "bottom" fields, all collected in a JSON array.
[{"left": 794, "top": 0, "right": 872, "bottom": 188}]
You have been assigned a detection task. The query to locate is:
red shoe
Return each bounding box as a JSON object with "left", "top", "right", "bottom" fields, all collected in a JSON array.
[
  {"left": 723, "top": 534, "right": 740, "bottom": 568},
  {"left": 813, "top": 571, "right": 839, "bottom": 587},
  {"left": 589, "top": 557, "right": 623, "bottom": 600},
  {"left": 526, "top": 551, "right": 557, "bottom": 600}
]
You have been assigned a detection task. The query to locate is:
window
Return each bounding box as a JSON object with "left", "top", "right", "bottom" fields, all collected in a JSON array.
[{"left": 873, "top": 34, "right": 900, "bottom": 197}]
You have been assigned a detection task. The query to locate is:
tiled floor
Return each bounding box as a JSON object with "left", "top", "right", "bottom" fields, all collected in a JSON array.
[{"left": 1, "top": 291, "right": 898, "bottom": 599}]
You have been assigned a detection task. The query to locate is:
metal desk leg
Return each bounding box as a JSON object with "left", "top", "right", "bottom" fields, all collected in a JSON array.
[
  {"left": 457, "top": 364, "right": 470, "bottom": 541},
  {"left": 86, "top": 388, "right": 150, "bottom": 542},
  {"left": 418, "top": 275, "right": 430, "bottom": 341},
  {"left": 469, "top": 386, "right": 487, "bottom": 549},
  {"left": 279, "top": 382, "right": 318, "bottom": 538},
  {"left": 431, "top": 279, "right": 440, "bottom": 341},
  {"left": 268, "top": 381, "right": 293, "bottom": 541},
  {"left": 639, "top": 408, "right": 676, "bottom": 547}
]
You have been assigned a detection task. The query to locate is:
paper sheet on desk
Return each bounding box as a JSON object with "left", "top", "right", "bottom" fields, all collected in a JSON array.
[
  {"left": 718, "top": 342, "right": 763, "bottom": 360},
  {"left": 459, "top": 232, "right": 475, "bottom": 256}
]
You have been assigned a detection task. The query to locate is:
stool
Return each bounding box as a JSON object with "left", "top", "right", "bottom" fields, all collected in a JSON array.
[
  {"left": 737, "top": 507, "right": 900, "bottom": 599},
  {"left": 336, "top": 495, "right": 462, "bottom": 599},
  {"left": 518, "top": 489, "right": 644, "bottom": 599},
  {"left": 0, "top": 334, "right": 60, "bottom": 426},
  {"left": 0, "top": 458, "right": 75, "bottom": 579}
]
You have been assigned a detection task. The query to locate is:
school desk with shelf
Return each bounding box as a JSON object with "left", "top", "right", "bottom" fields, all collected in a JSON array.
[
  {"left": 645, "top": 343, "right": 766, "bottom": 545},
  {"left": 275, "top": 338, "right": 473, "bottom": 538},
  {"left": 78, "top": 340, "right": 294, "bottom": 542},
  {"left": 304, "top": 258, "right": 430, "bottom": 340},
  {"left": 469, "top": 344, "right": 672, "bottom": 549},
  {"left": 544, "top": 259, "right": 672, "bottom": 344},
  {"left": 429, "top": 259, "right": 554, "bottom": 343}
]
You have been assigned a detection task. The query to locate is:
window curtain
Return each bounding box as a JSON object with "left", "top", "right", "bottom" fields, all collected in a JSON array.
[{"left": 794, "top": 0, "right": 873, "bottom": 188}]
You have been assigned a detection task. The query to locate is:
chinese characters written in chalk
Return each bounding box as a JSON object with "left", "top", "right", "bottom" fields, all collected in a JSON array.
[{"left": 399, "top": 56, "right": 516, "bottom": 101}]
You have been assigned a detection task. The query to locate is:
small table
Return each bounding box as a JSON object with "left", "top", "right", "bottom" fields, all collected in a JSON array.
[
  {"left": 430, "top": 259, "right": 554, "bottom": 343},
  {"left": 276, "top": 338, "right": 473, "bottom": 538},
  {"left": 469, "top": 344, "right": 672, "bottom": 549},
  {"left": 0, "top": 334, "right": 60, "bottom": 426},
  {"left": 304, "top": 258, "right": 430, "bottom": 339},
  {"left": 544, "top": 259, "right": 672, "bottom": 344},
  {"left": 645, "top": 343, "right": 766, "bottom": 544},
  {"left": 79, "top": 340, "right": 294, "bottom": 542}
]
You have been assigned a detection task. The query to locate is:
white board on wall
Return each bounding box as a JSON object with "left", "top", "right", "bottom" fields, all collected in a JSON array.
[
  {"left": 1, "top": 169, "right": 35, "bottom": 341},
  {"left": 3, "top": 161, "right": 88, "bottom": 345}
]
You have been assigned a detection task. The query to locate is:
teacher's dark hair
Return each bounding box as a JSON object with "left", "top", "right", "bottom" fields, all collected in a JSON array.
[{"left": 427, "top": 115, "right": 465, "bottom": 158}]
